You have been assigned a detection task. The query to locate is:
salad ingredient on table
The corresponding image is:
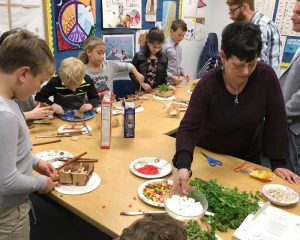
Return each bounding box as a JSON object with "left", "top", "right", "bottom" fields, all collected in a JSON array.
[
  {"left": 262, "top": 184, "right": 299, "bottom": 205},
  {"left": 136, "top": 165, "right": 159, "bottom": 175},
  {"left": 185, "top": 220, "right": 217, "bottom": 240},
  {"left": 190, "top": 178, "right": 260, "bottom": 232},
  {"left": 158, "top": 83, "right": 169, "bottom": 92},
  {"left": 143, "top": 180, "right": 172, "bottom": 203},
  {"left": 165, "top": 195, "right": 203, "bottom": 217}
]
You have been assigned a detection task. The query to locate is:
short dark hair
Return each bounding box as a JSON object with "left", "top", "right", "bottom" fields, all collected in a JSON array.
[
  {"left": 171, "top": 19, "right": 187, "bottom": 32},
  {"left": 120, "top": 214, "right": 187, "bottom": 240},
  {"left": 221, "top": 21, "right": 262, "bottom": 62}
]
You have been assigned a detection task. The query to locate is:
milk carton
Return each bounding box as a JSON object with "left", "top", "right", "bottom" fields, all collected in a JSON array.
[{"left": 100, "top": 91, "right": 113, "bottom": 148}]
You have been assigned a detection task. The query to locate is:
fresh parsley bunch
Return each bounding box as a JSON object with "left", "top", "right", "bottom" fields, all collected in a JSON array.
[
  {"left": 158, "top": 83, "right": 169, "bottom": 92},
  {"left": 185, "top": 220, "right": 216, "bottom": 240},
  {"left": 190, "top": 178, "right": 260, "bottom": 232}
]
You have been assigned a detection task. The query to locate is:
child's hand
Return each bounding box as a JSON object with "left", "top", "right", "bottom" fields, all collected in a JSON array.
[
  {"left": 170, "top": 76, "right": 182, "bottom": 85},
  {"left": 136, "top": 73, "right": 145, "bottom": 85},
  {"left": 52, "top": 103, "right": 64, "bottom": 115},
  {"left": 183, "top": 72, "right": 190, "bottom": 82},
  {"left": 141, "top": 82, "right": 152, "bottom": 92},
  {"left": 40, "top": 177, "right": 58, "bottom": 194},
  {"left": 79, "top": 103, "right": 92, "bottom": 113},
  {"left": 35, "top": 160, "right": 57, "bottom": 177},
  {"left": 169, "top": 85, "right": 176, "bottom": 94},
  {"left": 27, "top": 103, "right": 54, "bottom": 120}
]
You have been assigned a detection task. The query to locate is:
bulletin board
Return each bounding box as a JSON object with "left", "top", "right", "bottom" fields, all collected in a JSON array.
[
  {"left": 44, "top": 0, "right": 179, "bottom": 72},
  {"left": 255, "top": 0, "right": 300, "bottom": 67}
]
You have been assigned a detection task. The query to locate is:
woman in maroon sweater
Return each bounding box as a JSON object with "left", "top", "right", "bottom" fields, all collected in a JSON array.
[{"left": 173, "top": 22, "right": 300, "bottom": 193}]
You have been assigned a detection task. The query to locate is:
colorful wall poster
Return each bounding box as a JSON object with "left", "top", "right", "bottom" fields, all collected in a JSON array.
[
  {"left": 135, "top": 30, "right": 148, "bottom": 52},
  {"left": 180, "top": 0, "right": 207, "bottom": 41},
  {"left": 162, "top": 1, "right": 177, "bottom": 38},
  {"left": 103, "top": 34, "right": 135, "bottom": 62},
  {"left": 145, "top": 0, "right": 157, "bottom": 22},
  {"left": 54, "top": 0, "right": 96, "bottom": 51},
  {"left": 281, "top": 36, "right": 300, "bottom": 67},
  {"left": 102, "top": 0, "right": 142, "bottom": 29}
]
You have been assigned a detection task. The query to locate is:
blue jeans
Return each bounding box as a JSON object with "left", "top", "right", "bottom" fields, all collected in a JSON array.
[{"left": 288, "top": 129, "right": 300, "bottom": 175}]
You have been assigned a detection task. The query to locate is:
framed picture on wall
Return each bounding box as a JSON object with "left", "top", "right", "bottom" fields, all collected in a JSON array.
[
  {"left": 102, "top": 0, "right": 142, "bottom": 29},
  {"left": 103, "top": 34, "right": 135, "bottom": 62}
]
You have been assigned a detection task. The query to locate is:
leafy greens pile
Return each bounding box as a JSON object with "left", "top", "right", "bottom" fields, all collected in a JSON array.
[
  {"left": 190, "top": 178, "right": 260, "bottom": 232},
  {"left": 185, "top": 220, "right": 216, "bottom": 240},
  {"left": 158, "top": 83, "right": 169, "bottom": 92}
]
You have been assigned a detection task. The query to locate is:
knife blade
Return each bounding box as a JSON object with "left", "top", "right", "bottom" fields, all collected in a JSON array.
[
  {"left": 120, "top": 210, "right": 215, "bottom": 216},
  {"left": 120, "top": 211, "right": 167, "bottom": 216}
]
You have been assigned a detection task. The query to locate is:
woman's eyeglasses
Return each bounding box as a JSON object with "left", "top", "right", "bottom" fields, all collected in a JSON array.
[{"left": 228, "top": 5, "right": 243, "bottom": 16}]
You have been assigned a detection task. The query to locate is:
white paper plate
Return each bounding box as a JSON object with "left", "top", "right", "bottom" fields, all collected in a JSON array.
[
  {"left": 58, "top": 125, "right": 92, "bottom": 135},
  {"left": 138, "top": 179, "right": 173, "bottom": 207},
  {"left": 153, "top": 95, "right": 176, "bottom": 101},
  {"left": 35, "top": 150, "right": 73, "bottom": 168},
  {"left": 129, "top": 157, "right": 172, "bottom": 179},
  {"left": 55, "top": 173, "right": 101, "bottom": 195},
  {"left": 262, "top": 184, "right": 299, "bottom": 206},
  {"left": 187, "top": 89, "right": 193, "bottom": 94}
]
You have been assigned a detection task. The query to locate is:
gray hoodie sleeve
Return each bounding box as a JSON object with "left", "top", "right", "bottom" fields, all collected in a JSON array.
[{"left": 0, "top": 112, "right": 47, "bottom": 195}]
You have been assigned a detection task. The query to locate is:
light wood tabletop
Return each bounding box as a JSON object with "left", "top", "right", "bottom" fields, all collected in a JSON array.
[{"left": 30, "top": 84, "right": 300, "bottom": 239}]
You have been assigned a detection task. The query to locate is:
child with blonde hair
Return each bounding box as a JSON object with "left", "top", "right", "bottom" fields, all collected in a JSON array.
[
  {"left": 35, "top": 57, "right": 99, "bottom": 114},
  {"left": 0, "top": 30, "right": 57, "bottom": 239},
  {"left": 79, "top": 36, "right": 144, "bottom": 98}
]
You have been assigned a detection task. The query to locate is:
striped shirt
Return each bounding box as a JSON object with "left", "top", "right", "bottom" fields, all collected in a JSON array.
[
  {"left": 251, "top": 11, "right": 281, "bottom": 77},
  {"left": 35, "top": 75, "right": 100, "bottom": 110}
]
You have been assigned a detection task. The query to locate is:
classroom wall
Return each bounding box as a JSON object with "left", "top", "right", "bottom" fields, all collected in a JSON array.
[
  {"left": 0, "top": 0, "right": 235, "bottom": 80},
  {"left": 115, "top": 0, "right": 232, "bottom": 80},
  {"left": 180, "top": 0, "right": 231, "bottom": 79}
]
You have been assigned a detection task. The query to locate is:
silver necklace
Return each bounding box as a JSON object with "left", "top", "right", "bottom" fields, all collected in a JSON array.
[
  {"left": 223, "top": 71, "right": 247, "bottom": 105},
  {"left": 234, "top": 90, "right": 239, "bottom": 105}
]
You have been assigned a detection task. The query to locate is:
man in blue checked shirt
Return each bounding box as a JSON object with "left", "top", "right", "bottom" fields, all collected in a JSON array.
[
  {"left": 162, "top": 19, "right": 190, "bottom": 86},
  {"left": 226, "top": 0, "right": 281, "bottom": 77}
]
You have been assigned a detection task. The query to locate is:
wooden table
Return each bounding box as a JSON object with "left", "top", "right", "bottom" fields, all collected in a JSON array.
[{"left": 30, "top": 84, "right": 300, "bottom": 239}]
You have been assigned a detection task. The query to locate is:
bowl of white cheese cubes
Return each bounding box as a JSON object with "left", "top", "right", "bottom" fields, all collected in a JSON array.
[{"left": 164, "top": 190, "right": 208, "bottom": 220}]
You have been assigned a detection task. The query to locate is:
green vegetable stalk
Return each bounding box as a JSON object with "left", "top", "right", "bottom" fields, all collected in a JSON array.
[
  {"left": 190, "top": 178, "right": 260, "bottom": 232},
  {"left": 158, "top": 83, "right": 169, "bottom": 92},
  {"left": 185, "top": 220, "right": 216, "bottom": 240}
]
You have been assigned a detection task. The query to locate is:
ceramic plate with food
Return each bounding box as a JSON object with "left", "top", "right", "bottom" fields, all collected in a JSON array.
[
  {"left": 59, "top": 109, "right": 96, "bottom": 122},
  {"left": 55, "top": 173, "right": 101, "bottom": 195},
  {"left": 138, "top": 179, "right": 173, "bottom": 207},
  {"left": 130, "top": 157, "right": 172, "bottom": 179},
  {"left": 35, "top": 150, "right": 73, "bottom": 168},
  {"left": 262, "top": 184, "right": 299, "bottom": 206}
]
